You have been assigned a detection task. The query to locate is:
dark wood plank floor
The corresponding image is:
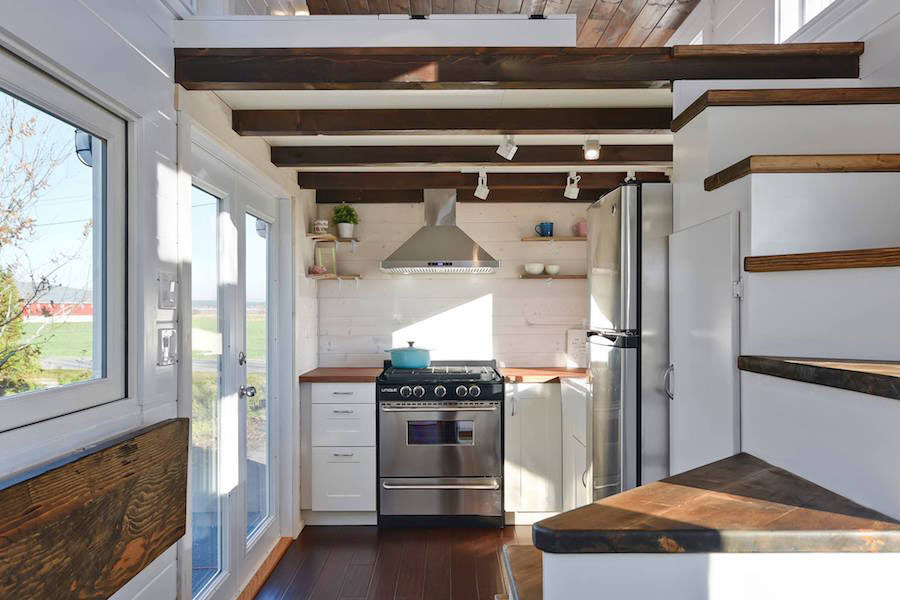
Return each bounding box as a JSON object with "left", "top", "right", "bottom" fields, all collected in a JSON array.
[{"left": 255, "top": 526, "right": 532, "bottom": 600}]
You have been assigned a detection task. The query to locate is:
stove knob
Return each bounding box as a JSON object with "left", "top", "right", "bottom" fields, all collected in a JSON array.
[
  {"left": 468, "top": 385, "right": 481, "bottom": 398},
  {"left": 455, "top": 385, "right": 468, "bottom": 398},
  {"left": 413, "top": 385, "right": 425, "bottom": 398},
  {"left": 434, "top": 385, "right": 447, "bottom": 398},
  {"left": 400, "top": 386, "right": 412, "bottom": 398}
]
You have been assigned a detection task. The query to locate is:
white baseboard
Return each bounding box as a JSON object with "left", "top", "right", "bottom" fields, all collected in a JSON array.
[
  {"left": 505, "top": 511, "right": 559, "bottom": 526},
  {"left": 301, "top": 510, "right": 378, "bottom": 526}
]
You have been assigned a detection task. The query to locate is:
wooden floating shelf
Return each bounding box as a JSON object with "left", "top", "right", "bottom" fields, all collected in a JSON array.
[
  {"left": 745, "top": 246, "right": 900, "bottom": 272},
  {"left": 308, "top": 273, "right": 361, "bottom": 281},
  {"left": 738, "top": 355, "right": 900, "bottom": 401},
  {"left": 521, "top": 236, "right": 587, "bottom": 242},
  {"left": 520, "top": 274, "right": 587, "bottom": 280},
  {"left": 672, "top": 87, "right": 900, "bottom": 132},
  {"left": 306, "top": 233, "right": 359, "bottom": 243},
  {"left": 705, "top": 154, "right": 900, "bottom": 191}
]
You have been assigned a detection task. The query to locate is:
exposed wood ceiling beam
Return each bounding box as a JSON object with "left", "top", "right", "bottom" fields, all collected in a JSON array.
[
  {"left": 234, "top": 108, "right": 673, "bottom": 136},
  {"left": 174, "top": 44, "right": 863, "bottom": 91},
  {"left": 315, "top": 189, "right": 605, "bottom": 203},
  {"left": 272, "top": 144, "right": 673, "bottom": 166},
  {"left": 299, "top": 171, "right": 668, "bottom": 189}
]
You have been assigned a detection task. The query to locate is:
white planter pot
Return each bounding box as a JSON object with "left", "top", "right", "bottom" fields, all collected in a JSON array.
[{"left": 337, "top": 222, "right": 355, "bottom": 238}]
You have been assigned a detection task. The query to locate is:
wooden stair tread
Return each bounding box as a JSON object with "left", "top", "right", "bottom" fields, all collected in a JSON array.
[
  {"left": 705, "top": 154, "right": 900, "bottom": 191},
  {"left": 673, "top": 87, "right": 900, "bottom": 132},
  {"left": 671, "top": 42, "right": 864, "bottom": 58},
  {"left": 502, "top": 545, "right": 542, "bottom": 600},
  {"left": 738, "top": 356, "right": 900, "bottom": 401},
  {"left": 744, "top": 246, "right": 900, "bottom": 272},
  {"left": 532, "top": 452, "right": 900, "bottom": 554}
]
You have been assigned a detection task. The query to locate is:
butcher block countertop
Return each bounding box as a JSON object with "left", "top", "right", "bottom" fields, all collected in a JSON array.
[
  {"left": 298, "top": 368, "right": 382, "bottom": 383},
  {"left": 299, "top": 367, "right": 587, "bottom": 384},
  {"left": 533, "top": 453, "right": 900, "bottom": 554},
  {"left": 499, "top": 367, "right": 587, "bottom": 384}
]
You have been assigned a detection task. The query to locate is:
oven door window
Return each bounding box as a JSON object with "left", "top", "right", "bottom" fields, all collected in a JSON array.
[{"left": 407, "top": 420, "right": 474, "bottom": 445}]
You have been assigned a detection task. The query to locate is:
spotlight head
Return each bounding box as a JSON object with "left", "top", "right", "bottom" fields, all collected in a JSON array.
[
  {"left": 496, "top": 134, "right": 518, "bottom": 161},
  {"left": 583, "top": 138, "right": 601, "bottom": 161},
  {"left": 564, "top": 171, "right": 581, "bottom": 200},
  {"left": 474, "top": 170, "right": 490, "bottom": 200}
]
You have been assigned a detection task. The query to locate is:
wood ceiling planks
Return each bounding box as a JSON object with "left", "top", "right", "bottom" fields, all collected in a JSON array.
[{"left": 295, "top": 0, "right": 699, "bottom": 48}]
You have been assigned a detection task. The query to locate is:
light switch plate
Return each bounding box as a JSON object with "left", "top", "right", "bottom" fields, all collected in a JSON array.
[
  {"left": 158, "top": 328, "right": 177, "bottom": 366},
  {"left": 567, "top": 329, "right": 588, "bottom": 368},
  {"left": 158, "top": 272, "right": 177, "bottom": 310}
]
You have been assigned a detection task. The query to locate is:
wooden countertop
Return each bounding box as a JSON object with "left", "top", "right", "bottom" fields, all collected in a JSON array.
[
  {"left": 499, "top": 367, "right": 587, "bottom": 384},
  {"left": 533, "top": 453, "right": 900, "bottom": 554},
  {"left": 299, "top": 367, "right": 587, "bottom": 384},
  {"left": 298, "top": 368, "right": 382, "bottom": 383}
]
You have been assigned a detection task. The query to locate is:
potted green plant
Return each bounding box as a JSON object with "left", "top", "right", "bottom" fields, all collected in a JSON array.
[{"left": 332, "top": 203, "right": 359, "bottom": 239}]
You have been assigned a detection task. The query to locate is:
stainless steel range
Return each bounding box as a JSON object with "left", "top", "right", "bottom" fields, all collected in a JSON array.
[{"left": 376, "top": 360, "right": 504, "bottom": 527}]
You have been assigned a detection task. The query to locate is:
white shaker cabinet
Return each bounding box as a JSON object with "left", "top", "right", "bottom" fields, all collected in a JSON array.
[
  {"left": 302, "top": 382, "right": 376, "bottom": 514},
  {"left": 504, "top": 383, "right": 563, "bottom": 514},
  {"left": 561, "top": 378, "right": 592, "bottom": 511}
]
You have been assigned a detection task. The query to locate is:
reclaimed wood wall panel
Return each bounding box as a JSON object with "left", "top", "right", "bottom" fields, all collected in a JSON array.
[{"left": 0, "top": 418, "right": 189, "bottom": 599}]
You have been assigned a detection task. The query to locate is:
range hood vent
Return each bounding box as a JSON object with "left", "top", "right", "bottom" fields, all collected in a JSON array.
[{"left": 380, "top": 189, "right": 500, "bottom": 274}]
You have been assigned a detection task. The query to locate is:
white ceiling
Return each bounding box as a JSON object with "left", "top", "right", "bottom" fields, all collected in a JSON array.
[{"left": 216, "top": 88, "right": 673, "bottom": 111}]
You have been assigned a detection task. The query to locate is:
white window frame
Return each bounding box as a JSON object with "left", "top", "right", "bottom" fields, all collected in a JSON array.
[
  {"left": 777, "top": 0, "right": 839, "bottom": 42},
  {"left": 0, "top": 48, "right": 127, "bottom": 432}
]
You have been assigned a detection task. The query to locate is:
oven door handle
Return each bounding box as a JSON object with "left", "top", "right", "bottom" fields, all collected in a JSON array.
[
  {"left": 381, "top": 406, "right": 497, "bottom": 412},
  {"left": 381, "top": 482, "right": 500, "bottom": 491}
]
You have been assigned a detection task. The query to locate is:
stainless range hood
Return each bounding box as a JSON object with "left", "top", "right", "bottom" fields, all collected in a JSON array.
[{"left": 380, "top": 189, "right": 500, "bottom": 274}]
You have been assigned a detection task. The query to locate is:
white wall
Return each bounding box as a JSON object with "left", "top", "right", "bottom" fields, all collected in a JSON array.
[
  {"left": 670, "top": 0, "right": 900, "bottom": 518},
  {"left": 0, "top": 1, "right": 180, "bottom": 598},
  {"left": 314, "top": 201, "right": 590, "bottom": 368}
]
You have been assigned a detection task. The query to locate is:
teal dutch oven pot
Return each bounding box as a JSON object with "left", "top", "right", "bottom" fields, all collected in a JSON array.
[{"left": 386, "top": 341, "right": 431, "bottom": 369}]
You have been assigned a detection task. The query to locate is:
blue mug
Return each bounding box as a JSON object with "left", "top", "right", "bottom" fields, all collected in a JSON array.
[{"left": 535, "top": 222, "right": 554, "bottom": 237}]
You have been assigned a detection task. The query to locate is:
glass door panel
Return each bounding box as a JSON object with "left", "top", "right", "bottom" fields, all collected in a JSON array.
[
  {"left": 244, "top": 213, "right": 271, "bottom": 540},
  {"left": 190, "top": 186, "right": 223, "bottom": 596}
]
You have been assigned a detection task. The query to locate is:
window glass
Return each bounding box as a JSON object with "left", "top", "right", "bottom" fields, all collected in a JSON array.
[
  {"left": 778, "top": 0, "right": 836, "bottom": 41},
  {"left": 0, "top": 89, "right": 106, "bottom": 398}
]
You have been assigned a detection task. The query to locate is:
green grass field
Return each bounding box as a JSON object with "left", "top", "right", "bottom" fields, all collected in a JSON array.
[{"left": 22, "top": 314, "right": 268, "bottom": 360}]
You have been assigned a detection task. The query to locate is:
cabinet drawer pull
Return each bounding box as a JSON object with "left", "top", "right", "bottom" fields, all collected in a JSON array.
[
  {"left": 332, "top": 409, "right": 354, "bottom": 414},
  {"left": 332, "top": 391, "right": 355, "bottom": 395},
  {"left": 382, "top": 482, "right": 499, "bottom": 491},
  {"left": 333, "top": 452, "right": 355, "bottom": 457}
]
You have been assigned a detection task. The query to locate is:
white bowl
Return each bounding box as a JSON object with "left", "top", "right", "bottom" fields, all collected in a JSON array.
[
  {"left": 524, "top": 263, "right": 545, "bottom": 275},
  {"left": 545, "top": 264, "right": 560, "bottom": 276}
]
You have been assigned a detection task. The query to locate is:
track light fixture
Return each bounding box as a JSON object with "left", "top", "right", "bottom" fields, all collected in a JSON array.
[
  {"left": 496, "top": 134, "right": 518, "bottom": 161},
  {"left": 474, "top": 169, "right": 490, "bottom": 200},
  {"left": 564, "top": 171, "right": 581, "bottom": 200},
  {"left": 583, "top": 137, "right": 601, "bottom": 160}
]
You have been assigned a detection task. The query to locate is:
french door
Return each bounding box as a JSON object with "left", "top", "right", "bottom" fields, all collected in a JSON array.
[{"left": 188, "top": 142, "right": 280, "bottom": 600}]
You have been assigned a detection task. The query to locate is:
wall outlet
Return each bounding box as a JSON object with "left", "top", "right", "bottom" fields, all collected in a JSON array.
[{"left": 158, "top": 328, "right": 177, "bottom": 366}]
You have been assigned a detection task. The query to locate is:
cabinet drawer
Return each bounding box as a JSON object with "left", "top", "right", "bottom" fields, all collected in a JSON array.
[
  {"left": 311, "top": 383, "right": 375, "bottom": 404},
  {"left": 311, "top": 403, "right": 376, "bottom": 447},
  {"left": 312, "top": 447, "right": 376, "bottom": 511}
]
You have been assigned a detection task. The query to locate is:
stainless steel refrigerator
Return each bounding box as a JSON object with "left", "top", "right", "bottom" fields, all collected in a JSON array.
[{"left": 587, "top": 182, "right": 672, "bottom": 500}]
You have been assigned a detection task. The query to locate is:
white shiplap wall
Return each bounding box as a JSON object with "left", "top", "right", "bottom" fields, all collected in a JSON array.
[{"left": 314, "top": 201, "right": 591, "bottom": 368}]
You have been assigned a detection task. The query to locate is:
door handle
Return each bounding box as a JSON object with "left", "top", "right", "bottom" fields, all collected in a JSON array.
[
  {"left": 663, "top": 365, "right": 674, "bottom": 400},
  {"left": 581, "top": 468, "right": 588, "bottom": 488},
  {"left": 381, "top": 406, "right": 497, "bottom": 413},
  {"left": 382, "top": 482, "right": 500, "bottom": 491},
  {"left": 240, "top": 385, "right": 257, "bottom": 399}
]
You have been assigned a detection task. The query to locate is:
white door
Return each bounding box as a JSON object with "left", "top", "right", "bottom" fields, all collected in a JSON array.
[
  {"left": 668, "top": 212, "right": 741, "bottom": 475},
  {"left": 188, "top": 143, "right": 280, "bottom": 600}
]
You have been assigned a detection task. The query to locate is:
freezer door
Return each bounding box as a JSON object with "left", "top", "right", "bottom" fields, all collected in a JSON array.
[
  {"left": 589, "top": 335, "right": 638, "bottom": 500},
  {"left": 588, "top": 185, "right": 638, "bottom": 332}
]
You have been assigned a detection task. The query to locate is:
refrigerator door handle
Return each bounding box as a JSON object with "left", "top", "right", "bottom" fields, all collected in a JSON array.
[{"left": 664, "top": 364, "right": 674, "bottom": 400}]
